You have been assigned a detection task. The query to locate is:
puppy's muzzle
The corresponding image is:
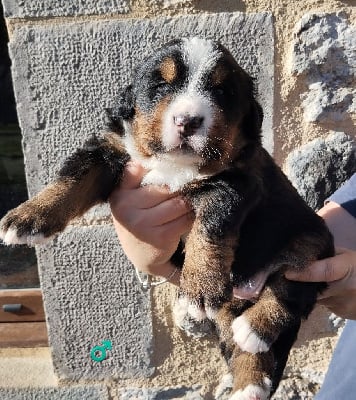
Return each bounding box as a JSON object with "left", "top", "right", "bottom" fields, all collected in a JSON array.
[{"left": 174, "top": 114, "right": 204, "bottom": 138}]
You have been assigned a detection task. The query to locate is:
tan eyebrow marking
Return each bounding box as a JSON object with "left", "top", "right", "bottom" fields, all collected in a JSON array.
[
  {"left": 159, "top": 57, "right": 177, "bottom": 83},
  {"left": 211, "top": 63, "right": 229, "bottom": 86}
]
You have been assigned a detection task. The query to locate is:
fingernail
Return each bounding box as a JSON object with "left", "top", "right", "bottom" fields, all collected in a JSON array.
[{"left": 285, "top": 272, "right": 297, "bottom": 279}]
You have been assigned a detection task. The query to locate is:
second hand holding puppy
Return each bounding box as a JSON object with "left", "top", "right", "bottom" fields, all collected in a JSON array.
[{"left": 285, "top": 201, "right": 356, "bottom": 320}]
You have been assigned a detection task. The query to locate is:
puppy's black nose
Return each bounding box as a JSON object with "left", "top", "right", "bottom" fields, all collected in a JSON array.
[{"left": 174, "top": 114, "right": 204, "bottom": 137}]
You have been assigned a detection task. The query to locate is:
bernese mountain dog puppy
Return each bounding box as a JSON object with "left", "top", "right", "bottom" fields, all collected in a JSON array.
[{"left": 0, "top": 38, "right": 334, "bottom": 399}]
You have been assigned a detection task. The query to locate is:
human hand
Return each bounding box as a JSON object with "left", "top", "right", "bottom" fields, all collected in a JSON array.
[
  {"left": 285, "top": 248, "right": 356, "bottom": 319},
  {"left": 109, "top": 162, "right": 193, "bottom": 285}
]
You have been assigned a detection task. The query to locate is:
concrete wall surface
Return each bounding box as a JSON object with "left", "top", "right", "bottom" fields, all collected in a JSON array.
[{"left": 2, "top": 0, "right": 356, "bottom": 399}]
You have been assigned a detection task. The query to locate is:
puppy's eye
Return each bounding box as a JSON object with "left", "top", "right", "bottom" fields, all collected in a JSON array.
[
  {"left": 215, "top": 88, "right": 225, "bottom": 96},
  {"left": 154, "top": 81, "right": 169, "bottom": 91},
  {"left": 213, "top": 86, "right": 236, "bottom": 99}
]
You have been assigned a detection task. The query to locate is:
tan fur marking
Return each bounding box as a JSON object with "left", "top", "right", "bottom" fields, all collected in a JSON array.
[
  {"left": 200, "top": 122, "right": 246, "bottom": 175},
  {"left": 132, "top": 99, "right": 171, "bottom": 157},
  {"left": 277, "top": 232, "right": 331, "bottom": 270},
  {"left": 211, "top": 63, "right": 229, "bottom": 86},
  {"left": 230, "top": 350, "right": 273, "bottom": 392},
  {"left": 159, "top": 57, "right": 177, "bottom": 83},
  {"left": 104, "top": 132, "right": 127, "bottom": 153},
  {"left": 238, "top": 277, "right": 293, "bottom": 345},
  {"left": 215, "top": 299, "right": 248, "bottom": 345},
  {"left": 3, "top": 168, "right": 108, "bottom": 238}
]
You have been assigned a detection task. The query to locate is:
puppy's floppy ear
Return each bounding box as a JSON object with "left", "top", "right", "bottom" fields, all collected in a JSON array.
[
  {"left": 105, "top": 85, "right": 136, "bottom": 135},
  {"left": 240, "top": 79, "right": 263, "bottom": 142}
]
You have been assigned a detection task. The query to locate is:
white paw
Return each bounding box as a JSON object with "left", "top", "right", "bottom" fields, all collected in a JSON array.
[
  {"left": 0, "top": 227, "right": 48, "bottom": 246},
  {"left": 187, "top": 302, "right": 206, "bottom": 321},
  {"left": 232, "top": 315, "right": 269, "bottom": 354},
  {"left": 205, "top": 306, "right": 218, "bottom": 320},
  {"left": 173, "top": 296, "right": 206, "bottom": 325},
  {"left": 229, "top": 378, "right": 271, "bottom": 400},
  {"left": 215, "top": 373, "right": 233, "bottom": 399},
  {"left": 172, "top": 296, "right": 189, "bottom": 328}
]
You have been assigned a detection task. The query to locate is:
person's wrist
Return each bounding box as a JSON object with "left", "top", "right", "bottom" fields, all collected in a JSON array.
[
  {"left": 151, "top": 261, "right": 181, "bottom": 283},
  {"left": 150, "top": 261, "right": 181, "bottom": 286}
]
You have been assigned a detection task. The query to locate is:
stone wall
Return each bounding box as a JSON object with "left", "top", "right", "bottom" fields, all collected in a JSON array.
[{"left": 2, "top": 1, "right": 356, "bottom": 399}]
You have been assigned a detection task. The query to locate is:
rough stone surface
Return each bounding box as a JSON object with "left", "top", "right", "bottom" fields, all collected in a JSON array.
[
  {"left": 0, "top": 386, "right": 109, "bottom": 400},
  {"left": 0, "top": 347, "right": 56, "bottom": 388},
  {"left": 291, "top": 12, "right": 356, "bottom": 124},
  {"left": 8, "top": 12, "right": 274, "bottom": 204},
  {"left": 284, "top": 131, "right": 356, "bottom": 210},
  {"left": 213, "top": 371, "right": 325, "bottom": 399},
  {"left": 2, "top": 0, "right": 129, "bottom": 17},
  {"left": 118, "top": 385, "right": 203, "bottom": 399},
  {"left": 36, "top": 225, "right": 153, "bottom": 380},
  {"left": 271, "top": 376, "right": 320, "bottom": 400}
]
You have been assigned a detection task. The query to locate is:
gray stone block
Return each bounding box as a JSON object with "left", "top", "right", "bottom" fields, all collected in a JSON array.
[
  {"left": 291, "top": 12, "right": 356, "bottom": 123},
  {"left": 285, "top": 131, "right": 356, "bottom": 210},
  {"left": 118, "top": 385, "right": 203, "bottom": 400},
  {"left": 8, "top": 12, "right": 274, "bottom": 205},
  {"left": 36, "top": 225, "right": 153, "bottom": 380},
  {"left": 2, "top": 0, "right": 129, "bottom": 17},
  {"left": 0, "top": 386, "right": 109, "bottom": 400}
]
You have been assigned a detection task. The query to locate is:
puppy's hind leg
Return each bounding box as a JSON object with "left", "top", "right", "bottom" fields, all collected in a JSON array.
[
  {"left": 215, "top": 300, "right": 273, "bottom": 400},
  {"left": 229, "top": 350, "right": 273, "bottom": 400},
  {"left": 0, "top": 136, "right": 129, "bottom": 246}
]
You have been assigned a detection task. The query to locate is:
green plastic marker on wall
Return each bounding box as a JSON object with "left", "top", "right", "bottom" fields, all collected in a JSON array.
[{"left": 90, "top": 340, "right": 112, "bottom": 362}]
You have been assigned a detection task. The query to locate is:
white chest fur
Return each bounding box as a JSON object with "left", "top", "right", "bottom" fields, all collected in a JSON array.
[
  {"left": 141, "top": 156, "right": 204, "bottom": 192},
  {"left": 123, "top": 132, "right": 208, "bottom": 192}
]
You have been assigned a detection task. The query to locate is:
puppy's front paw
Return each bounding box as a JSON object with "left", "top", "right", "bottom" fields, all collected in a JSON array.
[
  {"left": 180, "top": 269, "right": 232, "bottom": 322},
  {"left": 232, "top": 315, "right": 270, "bottom": 354},
  {"left": 0, "top": 201, "right": 61, "bottom": 246},
  {"left": 173, "top": 294, "right": 206, "bottom": 325},
  {"left": 172, "top": 294, "right": 215, "bottom": 338}
]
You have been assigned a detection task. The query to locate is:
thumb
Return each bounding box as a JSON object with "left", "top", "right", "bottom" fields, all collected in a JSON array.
[
  {"left": 119, "top": 161, "right": 145, "bottom": 190},
  {"left": 285, "top": 250, "right": 352, "bottom": 283}
]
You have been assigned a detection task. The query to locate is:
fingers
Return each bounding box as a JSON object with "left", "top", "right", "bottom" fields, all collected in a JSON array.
[
  {"left": 109, "top": 161, "right": 193, "bottom": 244},
  {"left": 155, "top": 211, "right": 194, "bottom": 241},
  {"left": 110, "top": 162, "right": 178, "bottom": 210},
  {"left": 112, "top": 193, "right": 191, "bottom": 231},
  {"left": 118, "top": 208, "right": 193, "bottom": 246},
  {"left": 285, "top": 249, "right": 356, "bottom": 311},
  {"left": 119, "top": 161, "right": 146, "bottom": 190},
  {"left": 108, "top": 161, "right": 193, "bottom": 281},
  {"left": 285, "top": 250, "right": 354, "bottom": 283},
  {"left": 111, "top": 184, "right": 174, "bottom": 210},
  {"left": 147, "top": 196, "right": 192, "bottom": 226}
]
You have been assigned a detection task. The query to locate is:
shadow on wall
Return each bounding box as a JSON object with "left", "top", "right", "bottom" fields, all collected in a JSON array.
[{"left": 192, "top": 0, "right": 246, "bottom": 12}]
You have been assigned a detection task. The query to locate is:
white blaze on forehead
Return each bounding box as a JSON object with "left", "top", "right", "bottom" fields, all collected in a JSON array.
[
  {"left": 161, "top": 38, "right": 219, "bottom": 152},
  {"left": 182, "top": 37, "right": 221, "bottom": 92}
]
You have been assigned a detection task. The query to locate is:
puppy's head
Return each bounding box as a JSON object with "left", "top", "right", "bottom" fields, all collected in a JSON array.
[{"left": 108, "top": 38, "right": 263, "bottom": 184}]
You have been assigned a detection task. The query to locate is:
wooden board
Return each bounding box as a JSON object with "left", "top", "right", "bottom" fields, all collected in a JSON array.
[
  {"left": 0, "top": 321, "right": 48, "bottom": 347},
  {"left": 0, "top": 290, "right": 45, "bottom": 322}
]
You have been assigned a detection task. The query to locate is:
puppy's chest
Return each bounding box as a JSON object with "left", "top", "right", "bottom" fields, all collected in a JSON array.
[
  {"left": 122, "top": 133, "right": 208, "bottom": 192},
  {"left": 140, "top": 157, "right": 208, "bottom": 192}
]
